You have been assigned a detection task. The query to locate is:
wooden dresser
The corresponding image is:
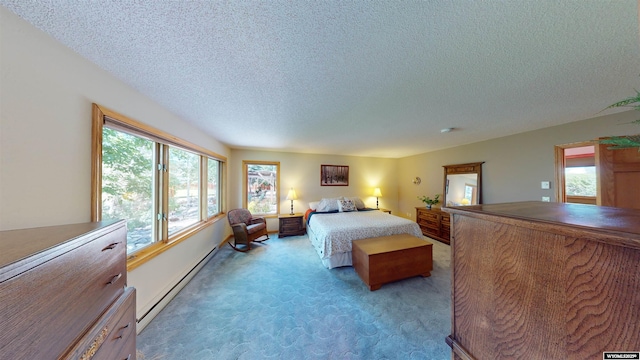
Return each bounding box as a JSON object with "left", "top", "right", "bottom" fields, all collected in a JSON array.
[
  {"left": 0, "top": 220, "right": 136, "bottom": 360},
  {"left": 415, "top": 207, "right": 450, "bottom": 244},
  {"left": 444, "top": 202, "right": 640, "bottom": 360}
]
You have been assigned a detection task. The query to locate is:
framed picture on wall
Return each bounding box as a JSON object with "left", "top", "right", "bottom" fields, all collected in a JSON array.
[{"left": 321, "top": 165, "right": 349, "bottom": 186}]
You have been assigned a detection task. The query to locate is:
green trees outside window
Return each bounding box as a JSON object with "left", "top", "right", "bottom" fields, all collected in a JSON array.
[
  {"left": 102, "top": 128, "right": 156, "bottom": 253},
  {"left": 101, "top": 127, "right": 223, "bottom": 255},
  {"left": 244, "top": 161, "right": 279, "bottom": 215},
  {"left": 93, "top": 104, "right": 226, "bottom": 265},
  {"left": 168, "top": 147, "right": 200, "bottom": 235},
  {"left": 207, "top": 158, "right": 219, "bottom": 217},
  {"left": 565, "top": 166, "right": 596, "bottom": 197}
]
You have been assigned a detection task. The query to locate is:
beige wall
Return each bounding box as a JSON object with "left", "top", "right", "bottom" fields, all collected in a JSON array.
[
  {"left": 0, "top": 7, "right": 231, "bottom": 324},
  {"left": 235, "top": 110, "right": 639, "bottom": 224},
  {"left": 229, "top": 149, "right": 397, "bottom": 229},
  {"left": 397, "top": 110, "right": 639, "bottom": 220}
]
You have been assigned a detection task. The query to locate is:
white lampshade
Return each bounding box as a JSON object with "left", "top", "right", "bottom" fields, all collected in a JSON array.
[
  {"left": 286, "top": 188, "right": 298, "bottom": 200},
  {"left": 373, "top": 188, "right": 382, "bottom": 197}
]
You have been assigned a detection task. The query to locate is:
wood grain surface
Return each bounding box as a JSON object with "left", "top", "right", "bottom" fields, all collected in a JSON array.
[
  {"left": 0, "top": 221, "right": 134, "bottom": 359},
  {"left": 447, "top": 202, "right": 640, "bottom": 360}
]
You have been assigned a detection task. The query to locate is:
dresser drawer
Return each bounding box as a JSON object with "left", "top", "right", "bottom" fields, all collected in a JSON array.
[
  {"left": 418, "top": 219, "right": 438, "bottom": 230},
  {"left": 0, "top": 223, "right": 127, "bottom": 359},
  {"left": 92, "top": 290, "right": 136, "bottom": 360},
  {"left": 105, "top": 333, "right": 137, "bottom": 360},
  {"left": 281, "top": 218, "right": 303, "bottom": 231},
  {"left": 418, "top": 216, "right": 438, "bottom": 224},
  {"left": 441, "top": 213, "right": 450, "bottom": 227},
  {"left": 64, "top": 288, "right": 136, "bottom": 360},
  {"left": 417, "top": 210, "right": 439, "bottom": 222}
]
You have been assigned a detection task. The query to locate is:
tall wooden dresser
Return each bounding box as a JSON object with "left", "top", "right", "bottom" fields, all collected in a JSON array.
[
  {"left": 0, "top": 220, "right": 136, "bottom": 360},
  {"left": 415, "top": 207, "right": 450, "bottom": 244},
  {"left": 444, "top": 202, "right": 640, "bottom": 360}
]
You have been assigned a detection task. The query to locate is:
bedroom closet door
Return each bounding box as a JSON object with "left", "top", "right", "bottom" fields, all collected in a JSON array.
[{"left": 597, "top": 138, "right": 640, "bottom": 209}]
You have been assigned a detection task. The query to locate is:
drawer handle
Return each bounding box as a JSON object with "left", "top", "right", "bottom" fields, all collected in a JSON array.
[
  {"left": 106, "top": 273, "right": 122, "bottom": 285},
  {"left": 125, "top": 355, "right": 132, "bottom": 360},
  {"left": 115, "top": 322, "right": 131, "bottom": 339},
  {"left": 80, "top": 326, "right": 109, "bottom": 360},
  {"left": 102, "top": 242, "right": 121, "bottom": 251}
]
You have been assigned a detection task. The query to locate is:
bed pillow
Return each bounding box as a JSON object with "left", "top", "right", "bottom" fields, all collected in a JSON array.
[
  {"left": 308, "top": 201, "right": 320, "bottom": 211},
  {"left": 347, "top": 197, "right": 365, "bottom": 210},
  {"left": 338, "top": 198, "right": 358, "bottom": 212},
  {"left": 316, "top": 197, "right": 343, "bottom": 212}
]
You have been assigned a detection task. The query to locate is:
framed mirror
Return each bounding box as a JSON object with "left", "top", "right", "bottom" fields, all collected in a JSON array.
[{"left": 443, "top": 162, "right": 484, "bottom": 207}]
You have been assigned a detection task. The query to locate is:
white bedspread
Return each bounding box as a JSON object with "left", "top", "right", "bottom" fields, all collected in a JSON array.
[{"left": 308, "top": 210, "right": 422, "bottom": 266}]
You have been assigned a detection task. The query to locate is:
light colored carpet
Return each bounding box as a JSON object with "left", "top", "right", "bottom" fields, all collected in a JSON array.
[{"left": 137, "top": 234, "right": 451, "bottom": 359}]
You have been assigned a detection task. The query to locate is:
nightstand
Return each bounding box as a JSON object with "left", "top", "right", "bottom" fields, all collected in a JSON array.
[
  {"left": 378, "top": 208, "right": 391, "bottom": 214},
  {"left": 278, "top": 213, "right": 306, "bottom": 238}
]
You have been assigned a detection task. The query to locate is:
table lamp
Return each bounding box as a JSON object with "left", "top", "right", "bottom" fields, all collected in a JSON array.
[
  {"left": 286, "top": 188, "right": 298, "bottom": 215},
  {"left": 373, "top": 188, "right": 382, "bottom": 209}
]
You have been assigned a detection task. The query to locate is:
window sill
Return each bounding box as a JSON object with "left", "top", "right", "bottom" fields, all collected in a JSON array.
[
  {"left": 126, "top": 213, "right": 226, "bottom": 271},
  {"left": 566, "top": 195, "right": 597, "bottom": 205}
]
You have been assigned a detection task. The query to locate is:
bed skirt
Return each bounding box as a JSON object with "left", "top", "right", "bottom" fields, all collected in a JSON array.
[{"left": 307, "top": 225, "right": 353, "bottom": 268}]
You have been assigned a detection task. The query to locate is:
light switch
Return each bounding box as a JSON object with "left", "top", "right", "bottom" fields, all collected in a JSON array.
[{"left": 541, "top": 181, "right": 550, "bottom": 189}]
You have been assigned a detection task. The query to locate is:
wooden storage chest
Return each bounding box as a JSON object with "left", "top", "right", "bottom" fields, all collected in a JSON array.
[{"left": 352, "top": 234, "right": 433, "bottom": 291}]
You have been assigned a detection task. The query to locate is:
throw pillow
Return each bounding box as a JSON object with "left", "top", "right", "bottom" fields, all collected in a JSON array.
[
  {"left": 347, "top": 197, "right": 366, "bottom": 210},
  {"left": 338, "top": 199, "right": 358, "bottom": 212}
]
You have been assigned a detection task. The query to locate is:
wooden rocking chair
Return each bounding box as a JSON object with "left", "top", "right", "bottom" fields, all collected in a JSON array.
[{"left": 227, "top": 208, "right": 269, "bottom": 252}]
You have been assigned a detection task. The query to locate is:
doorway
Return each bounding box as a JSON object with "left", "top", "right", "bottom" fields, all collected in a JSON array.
[
  {"left": 554, "top": 141, "right": 598, "bottom": 204},
  {"left": 556, "top": 137, "right": 640, "bottom": 209}
]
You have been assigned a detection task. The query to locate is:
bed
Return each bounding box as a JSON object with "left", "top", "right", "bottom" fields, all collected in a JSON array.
[{"left": 306, "top": 200, "right": 423, "bottom": 269}]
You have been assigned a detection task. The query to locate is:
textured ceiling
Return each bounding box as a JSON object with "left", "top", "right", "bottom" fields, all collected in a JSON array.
[{"left": 2, "top": 1, "right": 640, "bottom": 158}]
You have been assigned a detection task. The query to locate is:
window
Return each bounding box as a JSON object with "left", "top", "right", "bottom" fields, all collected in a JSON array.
[
  {"left": 464, "top": 184, "right": 476, "bottom": 204},
  {"left": 565, "top": 166, "right": 596, "bottom": 197},
  {"left": 555, "top": 142, "right": 597, "bottom": 204},
  {"left": 92, "top": 104, "right": 226, "bottom": 265},
  {"left": 563, "top": 145, "right": 597, "bottom": 199},
  {"left": 243, "top": 161, "right": 279, "bottom": 215},
  {"left": 101, "top": 128, "right": 156, "bottom": 253},
  {"left": 207, "top": 157, "right": 220, "bottom": 217},
  {"left": 168, "top": 147, "right": 201, "bottom": 235}
]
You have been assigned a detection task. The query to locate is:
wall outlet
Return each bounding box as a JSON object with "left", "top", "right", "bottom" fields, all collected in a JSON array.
[
  {"left": 407, "top": 212, "right": 412, "bottom": 218},
  {"left": 542, "top": 196, "right": 550, "bottom": 202},
  {"left": 541, "top": 181, "right": 550, "bottom": 189}
]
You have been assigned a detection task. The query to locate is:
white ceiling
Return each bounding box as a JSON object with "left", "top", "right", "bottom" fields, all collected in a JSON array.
[{"left": 2, "top": 1, "right": 640, "bottom": 158}]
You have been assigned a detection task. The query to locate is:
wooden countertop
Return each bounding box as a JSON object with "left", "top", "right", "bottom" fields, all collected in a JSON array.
[{"left": 443, "top": 201, "right": 640, "bottom": 249}]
